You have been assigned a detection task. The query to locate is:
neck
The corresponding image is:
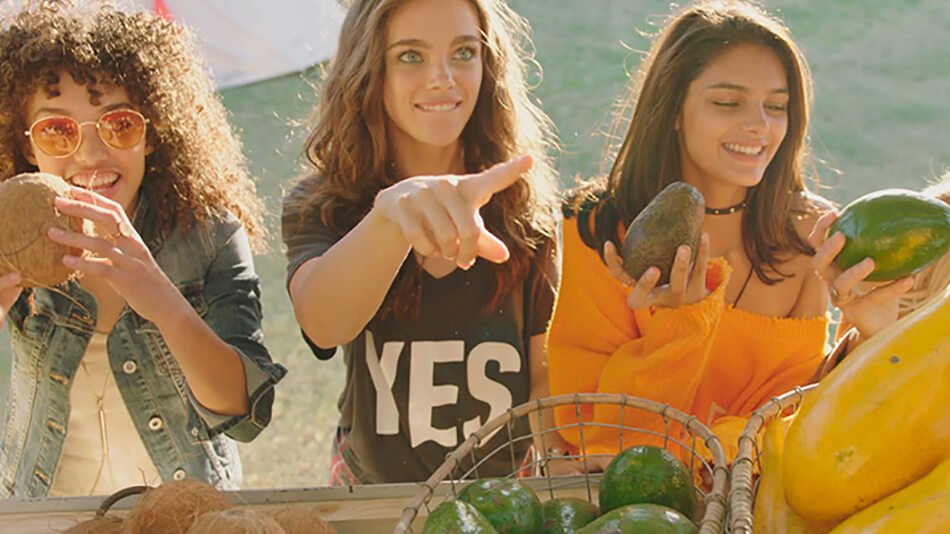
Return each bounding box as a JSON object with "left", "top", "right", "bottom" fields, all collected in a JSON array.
[
  {"left": 390, "top": 138, "right": 465, "bottom": 179},
  {"left": 682, "top": 177, "right": 748, "bottom": 212}
]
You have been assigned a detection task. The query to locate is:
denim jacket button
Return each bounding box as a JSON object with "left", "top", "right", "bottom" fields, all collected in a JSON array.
[
  {"left": 148, "top": 416, "right": 163, "bottom": 431},
  {"left": 172, "top": 468, "right": 187, "bottom": 480},
  {"left": 122, "top": 360, "right": 137, "bottom": 374}
]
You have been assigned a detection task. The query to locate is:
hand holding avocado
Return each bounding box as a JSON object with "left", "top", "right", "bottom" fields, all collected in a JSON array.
[{"left": 605, "top": 233, "right": 710, "bottom": 310}]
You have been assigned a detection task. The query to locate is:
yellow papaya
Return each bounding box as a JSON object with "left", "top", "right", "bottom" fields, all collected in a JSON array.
[
  {"left": 830, "top": 459, "right": 950, "bottom": 534},
  {"left": 783, "top": 284, "right": 950, "bottom": 523},
  {"left": 753, "top": 414, "right": 833, "bottom": 534}
]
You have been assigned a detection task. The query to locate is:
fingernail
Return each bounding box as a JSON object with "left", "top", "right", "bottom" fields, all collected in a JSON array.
[
  {"left": 63, "top": 256, "right": 77, "bottom": 267},
  {"left": 48, "top": 227, "right": 63, "bottom": 237}
]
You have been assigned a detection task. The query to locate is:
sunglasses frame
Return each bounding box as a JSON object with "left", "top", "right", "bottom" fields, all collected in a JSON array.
[{"left": 24, "top": 108, "right": 150, "bottom": 159}]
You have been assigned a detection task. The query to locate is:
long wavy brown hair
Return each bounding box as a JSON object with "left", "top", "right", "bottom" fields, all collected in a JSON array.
[
  {"left": 569, "top": 0, "right": 824, "bottom": 284},
  {"left": 0, "top": 0, "right": 266, "bottom": 250},
  {"left": 288, "top": 0, "right": 560, "bottom": 318}
]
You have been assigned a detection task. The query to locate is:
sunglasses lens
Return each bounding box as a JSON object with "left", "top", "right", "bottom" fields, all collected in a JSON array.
[
  {"left": 99, "top": 110, "right": 147, "bottom": 150},
  {"left": 30, "top": 117, "right": 81, "bottom": 157}
]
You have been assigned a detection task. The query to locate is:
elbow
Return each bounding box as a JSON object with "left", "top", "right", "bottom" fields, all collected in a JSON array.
[{"left": 293, "top": 303, "right": 354, "bottom": 349}]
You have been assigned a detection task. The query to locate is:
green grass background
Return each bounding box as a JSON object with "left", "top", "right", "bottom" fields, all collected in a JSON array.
[{"left": 2, "top": 0, "right": 948, "bottom": 489}]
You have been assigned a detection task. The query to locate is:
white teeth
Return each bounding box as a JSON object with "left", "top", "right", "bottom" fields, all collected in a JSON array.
[
  {"left": 417, "top": 103, "right": 458, "bottom": 112},
  {"left": 724, "top": 143, "right": 763, "bottom": 156},
  {"left": 69, "top": 172, "right": 119, "bottom": 189}
]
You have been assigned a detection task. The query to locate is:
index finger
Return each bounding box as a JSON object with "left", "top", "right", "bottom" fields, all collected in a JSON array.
[
  {"left": 807, "top": 210, "right": 838, "bottom": 250},
  {"left": 461, "top": 155, "right": 532, "bottom": 208}
]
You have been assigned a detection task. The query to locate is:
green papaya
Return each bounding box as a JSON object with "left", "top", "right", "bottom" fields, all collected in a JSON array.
[
  {"left": 577, "top": 503, "right": 698, "bottom": 534},
  {"left": 541, "top": 497, "right": 600, "bottom": 533},
  {"left": 622, "top": 182, "right": 705, "bottom": 285},
  {"left": 422, "top": 499, "right": 498, "bottom": 534},
  {"left": 598, "top": 446, "right": 696, "bottom": 519},
  {"left": 457, "top": 478, "right": 543, "bottom": 534},
  {"left": 831, "top": 188, "right": 950, "bottom": 281}
]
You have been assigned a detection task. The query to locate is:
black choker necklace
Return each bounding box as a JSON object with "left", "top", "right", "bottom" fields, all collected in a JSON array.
[{"left": 705, "top": 199, "right": 748, "bottom": 215}]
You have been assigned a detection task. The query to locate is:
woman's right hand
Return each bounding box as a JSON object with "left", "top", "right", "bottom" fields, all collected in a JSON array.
[
  {"left": 604, "top": 233, "right": 710, "bottom": 309},
  {"left": 808, "top": 211, "right": 915, "bottom": 339},
  {"left": 0, "top": 272, "right": 23, "bottom": 329},
  {"left": 371, "top": 155, "right": 532, "bottom": 270}
]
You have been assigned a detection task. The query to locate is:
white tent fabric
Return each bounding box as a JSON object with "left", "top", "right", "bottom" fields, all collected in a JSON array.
[
  {"left": 1, "top": 0, "right": 346, "bottom": 89},
  {"left": 143, "top": 0, "right": 346, "bottom": 88}
]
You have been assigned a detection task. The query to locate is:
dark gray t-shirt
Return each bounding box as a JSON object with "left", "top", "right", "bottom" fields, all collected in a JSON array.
[{"left": 282, "top": 180, "right": 558, "bottom": 484}]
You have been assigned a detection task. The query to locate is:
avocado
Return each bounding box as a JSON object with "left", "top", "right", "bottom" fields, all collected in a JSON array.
[
  {"left": 831, "top": 188, "right": 950, "bottom": 281},
  {"left": 598, "top": 446, "right": 696, "bottom": 519},
  {"left": 622, "top": 182, "right": 705, "bottom": 285},
  {"left": 422, "top": 499, "right": 498, "bottom": 534},
  {"left": 577, "top": 503, "right": 698, "bottom": 534},
  {"left": 541, "top": 497, "right": 600, "bottom": 533},
  {"left": 457, "top": 478, "right": 543, "bottom": 534}
]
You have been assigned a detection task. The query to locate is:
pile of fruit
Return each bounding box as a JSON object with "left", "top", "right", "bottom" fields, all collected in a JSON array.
[
  {"left": 752, "top": 283, "right": 950, "bottom": 533},
  {"left": 422, "top": 445, "right": 701, "bottom": 533}
]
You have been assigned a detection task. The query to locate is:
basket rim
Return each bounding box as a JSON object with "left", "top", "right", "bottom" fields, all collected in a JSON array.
[
  {"left": 726, "top": 384, "right": 816, "bottom": 533},
  {"left": 395, "top": 392, "right": 730, "bottom": 534}
]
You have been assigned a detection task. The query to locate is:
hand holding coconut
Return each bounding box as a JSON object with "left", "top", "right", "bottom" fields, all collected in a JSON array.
[{"left": 47, "top": 187, "right": 183, "bottom": 325}]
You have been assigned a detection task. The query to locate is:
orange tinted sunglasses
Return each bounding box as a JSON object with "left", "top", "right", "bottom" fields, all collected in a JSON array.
[{"left": 24, "top": 109, "right": 149, "bottom": 158}]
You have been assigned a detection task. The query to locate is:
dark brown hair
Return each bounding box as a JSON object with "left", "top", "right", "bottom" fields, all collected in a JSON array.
[
  {"left": 0, "top": 0, "right": 266, "bottom": 250},
  {"left": 288, "top": 0, "right": 559, "bottom": 318},
  {"left": 570, "top": 0, "right": 823, "bottom": 284}
]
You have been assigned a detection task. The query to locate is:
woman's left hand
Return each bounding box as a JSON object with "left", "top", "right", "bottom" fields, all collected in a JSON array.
[
  {"left": 808, "top": 211, "right": 915, "bottom": 339},
  {"left": 48, "top": 187, "right": 182, "bottom": 323}
]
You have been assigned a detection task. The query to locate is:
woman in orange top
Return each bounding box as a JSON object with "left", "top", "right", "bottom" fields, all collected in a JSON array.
[{"left": 546, "top": 0, "right": 832, "bottom": 470}]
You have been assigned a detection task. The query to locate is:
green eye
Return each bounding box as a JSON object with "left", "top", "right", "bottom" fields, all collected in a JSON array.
[
  {"left": 398, "top": 50, "right": 423, "bottom": 63},
  {"left": 454, "top": 47, "right": 476, "bottom": 61}
]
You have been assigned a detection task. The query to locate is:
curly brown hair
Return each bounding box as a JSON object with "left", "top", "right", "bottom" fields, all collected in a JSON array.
[
  {"left": 287, "top": 0, "right": 560, "bottom": 318},
  {"left": 0, "top": 0, "right": 267, "bottom": 250}
]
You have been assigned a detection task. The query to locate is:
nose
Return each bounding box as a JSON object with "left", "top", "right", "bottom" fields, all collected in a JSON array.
[
  {"left": 73, "top": 123, "right": 109, "bottom": 165},
  {"left": 743, "top": 104, "right": 769, "bottom": 134},
  {"left": 426, "top": 58, "right": 456, "bottom": 90}
]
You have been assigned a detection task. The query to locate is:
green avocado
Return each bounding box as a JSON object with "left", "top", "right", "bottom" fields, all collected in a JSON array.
[
  {"left": 622, "top": 182, "right": 705, "bottom": 285},
  {"left": 457, "top": 478, "right": 543, "bottom": 534},
  {"left": 541, "top": 497, "right": 601, "bottom": 533},
  {"left": 422, "top": 499, "right": 498, "bottom": 534},
  {"left": 577, "top": 503, "right": 698, "bottom": 534},
  {"left": 598, "top": 446, "right": 696, "bottom": 519},
  {"left": 831, "top": 188, "right": 950, "bottom": 281}
]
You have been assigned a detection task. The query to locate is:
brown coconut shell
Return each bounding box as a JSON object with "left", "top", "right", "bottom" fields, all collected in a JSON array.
[
  {"left": 0, "top": 172, "right": 85, "bottom": 287},
  {"left": 122, "top": 479, "right": 232, "bottom": 534},
  {"left": 186, "top": 509, "right": 285, "bottom": 534},
  {"left": 265, "top": 505, "right": 337, "bottom": 534},
  {"left": 62, "top": 515, "right": 123, "bottom": 534}
]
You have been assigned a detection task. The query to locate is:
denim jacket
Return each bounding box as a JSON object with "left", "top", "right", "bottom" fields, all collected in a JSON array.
[{"left": 0, "top": 193, "right": 287, "bottom": 498}]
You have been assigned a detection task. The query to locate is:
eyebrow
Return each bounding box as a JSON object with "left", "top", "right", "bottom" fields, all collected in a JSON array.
[
  {"left": 386, "top": 35, "right": 481, "bottom": 51},
  {"left": 705, "top": 82, "right": 788, "bottom": 94},
  {"left": 32, "top": 102, "right": 136, "bottom": 119}
]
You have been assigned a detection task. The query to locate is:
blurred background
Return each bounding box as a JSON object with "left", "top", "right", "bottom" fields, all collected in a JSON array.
[{"left": 2, "top": 0, "right": 949, "bottom": 489}]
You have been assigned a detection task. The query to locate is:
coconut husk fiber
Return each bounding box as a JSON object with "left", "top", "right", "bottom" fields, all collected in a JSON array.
[
  {"left": 186, "top": 509, "right": 285, "bottom": 534},
  {"left": 62, "top": 515, "right": 123, "bottom": 534},
  {"left": 0, "top": 172, "right": 85, "bottom": 286},
  {"left": 121, "top": 479, "right": 232, "bottom": 534},
  {"left": 265, "top": 505, "right": 337, "bottom": 534}
]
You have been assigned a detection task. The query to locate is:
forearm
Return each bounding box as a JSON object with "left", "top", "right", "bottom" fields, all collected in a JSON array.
[
  {"left": 289, "top": 208, "right": 412, "bottom": 348},
  {"left": 154, "top": 296, "right": 250, "bottom": 416}
]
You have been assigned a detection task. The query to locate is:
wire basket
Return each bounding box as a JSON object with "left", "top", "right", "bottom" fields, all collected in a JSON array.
[
  {"left": 394, "top": 393, "right": 728, "bottom": 534},
  {"left": 727, "top": 385, "right": 816, "bottom": 533}
]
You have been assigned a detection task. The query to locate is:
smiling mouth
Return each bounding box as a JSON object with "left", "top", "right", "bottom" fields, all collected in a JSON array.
[
  {"left": 68, "top": 170, "right": 120, "bottom": 191},
  {"left": 723, "top": 143, "right": 765, "bottom": 156},
  {"left": 415, "top": 102, "right": 462, "bottom": 112}
]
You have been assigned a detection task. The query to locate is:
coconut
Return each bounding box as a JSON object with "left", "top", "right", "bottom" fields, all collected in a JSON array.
[
  {"left": 122, "top": 479, "right": 232, "bottom": 534},
  {"left": 0, "top": 172, "right": 85, "bottom": 287},
  {"left": 186, "top": 509, "right": 285, "bottom": 534},
  {"left": 265, "top": 505, "right": 337, "bottom": 534},
  {"left": 62, "top": 515, "right": 123, "bottom": 534}
]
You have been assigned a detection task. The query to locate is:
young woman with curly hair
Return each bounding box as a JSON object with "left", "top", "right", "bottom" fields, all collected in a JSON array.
[
  {"left": 546, "top": 0, "right": 834, "bottom": 471},
  {"left": 0, "top": 1, "right": 285, "bottom": 497},
  {"left": 282, "top": 0, "right": 562, "bottom": 484}
]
